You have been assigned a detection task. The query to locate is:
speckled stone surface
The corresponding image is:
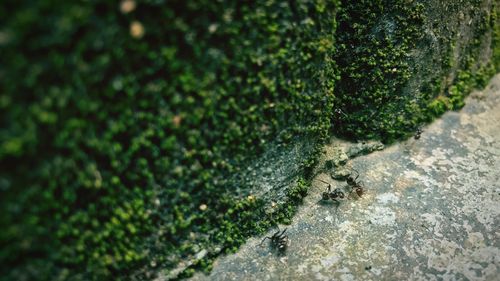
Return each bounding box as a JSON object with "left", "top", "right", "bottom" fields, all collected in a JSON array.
[{"left": 190, "top": 73, "right": 500, "bottom": 281}]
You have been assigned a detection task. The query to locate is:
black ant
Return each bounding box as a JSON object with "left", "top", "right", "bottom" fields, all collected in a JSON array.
[
  {"left": 414, "top": 126, "right": 423, "bottom": 140},
  {"left": 259, "top": 228, "right": 288, "bottom": 252},
  {"left": 346, "top": 169, "right": 364, "bottom": 197},
  {"left": 318, "top": 179, "right": 345, "bottom": 203}
]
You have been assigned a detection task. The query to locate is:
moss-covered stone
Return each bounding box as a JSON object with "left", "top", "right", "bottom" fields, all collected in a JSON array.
[
  {"left": 333, "top": 0, "right": 498, "bottom": 143},
  {"left": 0, "top": 0, "right": 498, "bottom": 280},
  {"left": 0, "top": 0, "right": 338, "bottom": 279}
]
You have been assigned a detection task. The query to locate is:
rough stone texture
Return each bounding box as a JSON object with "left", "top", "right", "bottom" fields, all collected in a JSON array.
[{"left": 190, "top": 73, "right": 500, "bottom": 281}]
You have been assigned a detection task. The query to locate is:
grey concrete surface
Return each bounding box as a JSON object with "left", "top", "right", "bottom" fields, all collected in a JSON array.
[{"left": 191, "top": 73, "right": 500, "bottom": 281}]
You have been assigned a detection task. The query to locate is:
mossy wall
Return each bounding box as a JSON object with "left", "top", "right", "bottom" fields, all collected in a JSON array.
[
  {"left": 0, "top": 0, "right": 498, "bottom": 280},
  {"left": 0, "top": 1, "right": 338, "bottom": 280},
  {"left": 334, "top": 0, "right": 498, "bottom": 142}
]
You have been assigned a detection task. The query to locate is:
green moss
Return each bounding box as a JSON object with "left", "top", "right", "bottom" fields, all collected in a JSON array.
[
  {"left": 493, "top": 0, "right": 500, "bottom": 70},
  {"left": 427, "top": 96, "right": 451, "bottom": 116},
  {"left": 420, "top": 1, "right": 499, "bottom": 125},
  {"left": 1, "top": 0, "right": 498, "bottom": 279},
  {"left": 287, "top": 178, "right": 309, "bottom": 203},
  {"left": 333, "top": 0, "right": 426, "bottom": 142},
  {"left": 0, "top": 0, "right": 338, "bottom": 279},
  {"left": 332, "top": 0, "right": 498, "bottom": 143}
]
